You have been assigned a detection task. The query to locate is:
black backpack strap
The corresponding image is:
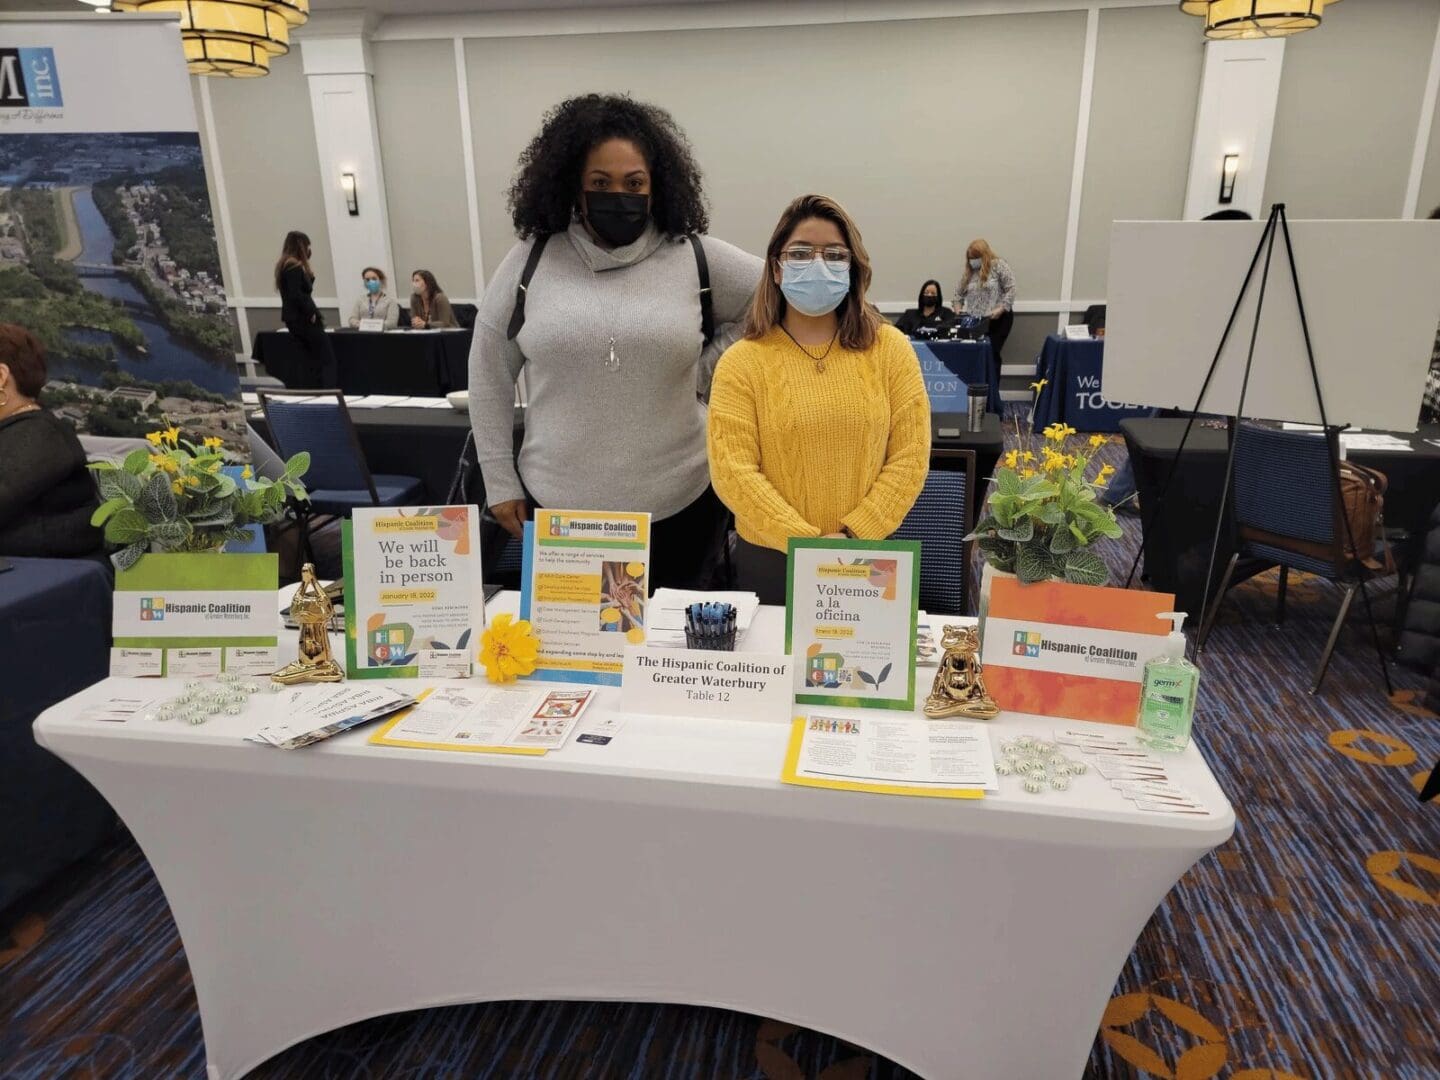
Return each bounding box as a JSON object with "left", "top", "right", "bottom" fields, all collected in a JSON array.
[
  {"left": 506, "top": 234, "right": 550, "bottom": 341},
  {"left": 688, "top": 234, "right": 714, "bottom": 349}
]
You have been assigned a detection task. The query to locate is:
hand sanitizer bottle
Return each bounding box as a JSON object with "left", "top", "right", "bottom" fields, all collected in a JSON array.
[{"left": 1137, "top": 612, "right": 1198, "bottom": 752}]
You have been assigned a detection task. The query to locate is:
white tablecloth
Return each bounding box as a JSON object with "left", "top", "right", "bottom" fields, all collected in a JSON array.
[{"left": 34, "top": 594, "right": 1233, "bottom": 1080}]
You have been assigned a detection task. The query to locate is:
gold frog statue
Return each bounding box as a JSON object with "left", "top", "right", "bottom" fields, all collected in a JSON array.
[
  {"left": 271, "top": 563, "right": 344, "bottom": 685},
  {"left": 923, "top": 625, "right": 999, "bottom": 720}
]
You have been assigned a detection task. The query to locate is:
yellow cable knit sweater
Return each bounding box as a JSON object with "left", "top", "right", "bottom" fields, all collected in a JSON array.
[{"left": 708, "top": 323, "right": 931, "bottom": 552}]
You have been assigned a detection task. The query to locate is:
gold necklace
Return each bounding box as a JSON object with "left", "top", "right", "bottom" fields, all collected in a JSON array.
[{"left": 780, "top": 325, "right": 838, "bottom": 373}]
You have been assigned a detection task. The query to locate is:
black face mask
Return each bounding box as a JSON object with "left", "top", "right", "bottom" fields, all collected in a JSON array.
[
  {"left": 584, "top": 191, "right": 650, "bottom": 248},
  {"left": 921, "top": 294, "right": 939, "bottom": 309}
]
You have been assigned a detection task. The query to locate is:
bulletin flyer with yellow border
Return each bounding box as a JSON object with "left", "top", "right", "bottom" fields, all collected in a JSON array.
[
  {"left": 519, "top": 510, "right": 652, "bottom": 687},
  {"left": 341, "top": 506, "right": 485, "bottom": 680},
  {"left": 785, "top": 538, "right": 920, "bottom": 711}
]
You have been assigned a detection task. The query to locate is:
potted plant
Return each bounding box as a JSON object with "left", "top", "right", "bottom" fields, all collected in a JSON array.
[
  {"left": 89, "top": 425, "right": 309, "bottom": 570},
  {"left": 967, "top": 418, "right": 1127, "bottom": 626}
]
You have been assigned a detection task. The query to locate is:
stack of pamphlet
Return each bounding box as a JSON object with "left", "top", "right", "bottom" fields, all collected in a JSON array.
[{"left": 246, "top": 685, "right": 418, "bottom": 750}]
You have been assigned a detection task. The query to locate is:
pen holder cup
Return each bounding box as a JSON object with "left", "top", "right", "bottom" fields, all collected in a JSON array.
[{"left": 685, "top": 628, "right": 737, "bottom": 651}]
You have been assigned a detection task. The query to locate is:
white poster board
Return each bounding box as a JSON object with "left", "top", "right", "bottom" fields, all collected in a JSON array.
[{"left": 1104, "top": 220, "right": 1440, "bottom": 432}]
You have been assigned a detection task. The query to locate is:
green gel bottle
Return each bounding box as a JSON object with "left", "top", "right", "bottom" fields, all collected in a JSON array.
[{"left": 1137, "top": 612, "right": 1198, "bottom": 752}]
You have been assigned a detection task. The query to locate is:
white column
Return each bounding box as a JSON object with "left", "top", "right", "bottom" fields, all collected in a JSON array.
[
  {"left": 1183, "top": 39, "right": 1285, "bottom": 221},
  {"left": 297, "top": 14, "right": 393, "bottom": 311}
]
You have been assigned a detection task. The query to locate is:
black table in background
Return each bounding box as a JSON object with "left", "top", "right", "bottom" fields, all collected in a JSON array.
[
  {"left": 932, "top": 411, "right": 1004, "bottom": 501},
  {"left": 1122, "top": 418, "right": 1440, "bottom": 614},
  {"left": 252, "top": 329, "right": 473, "bottom": 397}
]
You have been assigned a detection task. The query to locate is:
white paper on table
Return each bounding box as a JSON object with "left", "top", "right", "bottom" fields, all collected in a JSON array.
[
  {"left": 916, "top": 612, "right": 939, "bottom": 667},
  {"left": 226, "top": 647, "right": 278, "bottom": 676},
  {"left": 345, "top": 395, "right": 411, "bottom": 409},
  {"left": 167, "top": 648, "right": 223, "bottom": 677},
  {"left": 241, "top": 392, "right": 259, "bottom": 406},
  {"left": 110, "top": 647, "right": 163, "bottom": 678},
  {"left": 647, "top": 589, "right": 760, "bottom": 647},
  {"left": 373, "top": 684, "right": 536, "bottom": 747},
  {"left": 795, "top": 714, "right": 997, "bottom": 791},
  {"left": 404, "top": 397, "right": 453, "bottom": 409},
  {"left": 416, "top": 650, "right": 472, "bottom": 679},
  {"left": 1339, "top": 433, "right": 1413, "bottom": 452},
  {"left": 575, "top": 713, "right": 627, "bottom": 746},
  {"left": 508, "top": 689, "right": 595, "bottom": 748},
  {"left": 77, "top": 695, "right": 162, "bottom": 723},
  {"left": 248, "top": 685, "right": 416, "bottom": 749}
]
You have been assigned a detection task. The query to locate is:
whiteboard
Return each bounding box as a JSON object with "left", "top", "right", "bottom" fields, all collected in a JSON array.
[{"left": 1103, "top": 220, "right": 1440, "bottom": 432}]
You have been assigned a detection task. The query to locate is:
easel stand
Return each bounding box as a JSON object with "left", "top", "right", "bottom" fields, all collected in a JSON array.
[{"left": 1123, "top": 203, "right": 1393, "bottom": 695}]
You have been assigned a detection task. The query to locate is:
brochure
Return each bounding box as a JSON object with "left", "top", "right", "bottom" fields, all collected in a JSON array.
[
  {"left": 781, "top": 714, "right": 994, "bottom": 799},
  {"left": 246, "top": 685, "right": 418, "bottom": 750},
  {"left": 519, "top": 510, "right": 652, "bottom": 686},
  {"left": 368, "top": 685, "right": 595, "bottom": 755}
]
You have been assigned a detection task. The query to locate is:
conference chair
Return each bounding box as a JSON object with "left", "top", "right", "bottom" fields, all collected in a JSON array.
[
  {"left": 257, "top": 389, "right": 425, "bottom": 560},
  {"left": 892, "top": 449, "right": 976, "bottom": 616},
  {"left": 1195, "top": 423, "right": 1399, "bottom": 695},
  {"left": 451, "top": 302, "right": 478, "bottom": 330}
]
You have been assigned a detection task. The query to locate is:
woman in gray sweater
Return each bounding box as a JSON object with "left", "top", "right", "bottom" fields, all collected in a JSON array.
[{"left": 469, "top": 94, "right": 761, "bottom": 589}]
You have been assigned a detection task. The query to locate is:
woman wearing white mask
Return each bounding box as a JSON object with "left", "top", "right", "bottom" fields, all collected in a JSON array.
[
  {"left": 346, "top": 266, "right": 400, "bottom": 329},
  {"left": 953, "top": 238, "right": 1016, "bottom": 361},
  {"left": 708, "top": 194, "right": 931, "bottom": 603}
]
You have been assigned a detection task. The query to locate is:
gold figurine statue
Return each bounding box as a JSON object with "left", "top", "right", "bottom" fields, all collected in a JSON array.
[
  {"left": 923, "top": 625, "right": 999, "bottom": 720},
  {"left": 271, "top": 563, "right": 344, "bottom": 685}
]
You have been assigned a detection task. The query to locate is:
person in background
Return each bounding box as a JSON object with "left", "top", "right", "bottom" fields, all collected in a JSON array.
[
  {"left": 347, "top": 266, "right": 400, "bottom": 330},
  {"left": 953, "top": 238, "right": 1015, "bottom": 361},
  {"left": 1422, "top": 205, "right": 1440, "bottom": 424},
  {"left": 894, "top": 279, "right": 954, "bottom": 337},
  {"left": 469, "top": 93, "right": 762, "bottom": 590},
  {"left": 410, "top": 270, "right": 458, "bottom": 329},
  {"left": 708, "top": 194, "right": 931, "bottom": 604},
  {"left": 0, "top": 324, "right": 101, "bottom": 558},
  {"left": 275, "top": 230, "right": 336, "bottom": 386}
]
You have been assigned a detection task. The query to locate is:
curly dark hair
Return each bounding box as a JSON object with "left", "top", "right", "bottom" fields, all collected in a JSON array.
[{"left": 507, "top": 94, "right": 709, "bottom": 239}]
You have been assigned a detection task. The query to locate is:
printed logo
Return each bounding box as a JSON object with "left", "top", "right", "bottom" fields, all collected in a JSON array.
[
  {"left": 140, "top": 597, "right": 166, "bottom": 622},
  {"left": 1012, "top": 630, "right": 1041, "bottom": 658},
  {"left": 0, "top": 48, "right": 63, "bottom": 109}
]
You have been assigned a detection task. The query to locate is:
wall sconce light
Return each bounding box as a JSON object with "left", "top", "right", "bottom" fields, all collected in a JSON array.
[
  {"left": 340, "top": 172, "right": 358, "bottom": 216},
  {"left": 1219, "top": 153, "right": 1239, "bottom": 204}
]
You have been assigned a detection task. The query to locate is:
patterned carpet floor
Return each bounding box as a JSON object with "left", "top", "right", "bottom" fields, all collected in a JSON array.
[{"left": 2, "top": 434, "right": 1437, "bottom": 1080}]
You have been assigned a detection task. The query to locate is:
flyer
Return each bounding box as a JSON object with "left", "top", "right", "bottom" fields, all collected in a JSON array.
[
  {"left": 519, "top": 510, "right": 652, "bottom": 686},
  {"left": 980, "top": 576, "right": 1175, "bottom": 725},
  {"left": 786, "top": 538, "right": 920, "bottom": 711},
  {"left": 368, "top": 685, "right": 594, "bottom": 754},
  {"left": 781, "top": 714, "right": 994, "bottom": 799},
  {"left": 111, "top": 553, "right": 279, "bottom": 677},
  {"left": 341, "top": 506, "right": 485, "bottom": 679}
]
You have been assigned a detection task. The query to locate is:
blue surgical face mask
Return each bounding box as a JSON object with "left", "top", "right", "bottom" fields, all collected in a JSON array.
[
  {"left": 780, "top": 259, "right": 850, "bottom": 317},
  {"left": 969, "top": 258, "right": 982, "bottom": 271},
  {"left": 365, "top": 278, "right": 381, "bottom": 294}
]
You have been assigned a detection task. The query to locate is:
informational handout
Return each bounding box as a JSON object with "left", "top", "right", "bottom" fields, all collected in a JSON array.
[
  {"left": 781, "top": 714, "right": 995, "bottom": 798},
  {"left": 247, "top": 685, "right": 418, "bottom": 750},
  {"left": 519, "top": 510, "right": 652, "bottom": 686},
  {"left": 368, "top": 685, "right": 595, "bottom": 754},
  {"left": 1339, "top": 433, "right": 1413, "bottom": 453}
]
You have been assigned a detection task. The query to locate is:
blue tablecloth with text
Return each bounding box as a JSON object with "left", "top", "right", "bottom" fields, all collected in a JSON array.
[
  {"left": 911, "top": 339, "right": 1001, "bottom": 415},
  {"left": 1031, "top": 334, "right": 1152, "bottom": 433}
]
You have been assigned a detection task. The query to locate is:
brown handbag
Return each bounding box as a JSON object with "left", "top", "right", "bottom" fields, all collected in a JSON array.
[{"left": 1337, "top": 461, "right": 1392, "bottom": 572}]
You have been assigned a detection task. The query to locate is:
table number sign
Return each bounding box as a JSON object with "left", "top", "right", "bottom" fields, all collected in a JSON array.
[
  {"left": 111, "top": 553, "right": 279, "bottom": 677},
  {"left": 786, "top": 538, "right": 920, "bottom": 711},
  {"left": 342, "top": 506, "right": 485, "bottom": 679},
  {"left": 621, "top": 646, "right": 793, "bottom": 722}
]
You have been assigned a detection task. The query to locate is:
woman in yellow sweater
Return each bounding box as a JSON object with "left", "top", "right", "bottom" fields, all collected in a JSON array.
[{"left": 708, "top": 194, "right": 931, "bottom": 603}]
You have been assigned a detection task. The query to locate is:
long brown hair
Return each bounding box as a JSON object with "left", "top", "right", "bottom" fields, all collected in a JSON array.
[
  {"left": 411, "top": 269, "right": 441, "bottom": 300},
  {"left": 744, "top": 194, "right": 883, "bottom": 352},
  {"left": 274, "top": 230, "right": 312, "bottom": 291},
  {"left": 959, "top": 238, "right": 996, "bottom": 294}
]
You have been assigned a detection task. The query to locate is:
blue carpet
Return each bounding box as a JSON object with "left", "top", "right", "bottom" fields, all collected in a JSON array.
[{"left": 2, "top": 432, "right": 1437, "bottom": 1079}]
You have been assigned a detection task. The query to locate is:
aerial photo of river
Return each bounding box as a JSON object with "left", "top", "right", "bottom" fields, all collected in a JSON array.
[{"left": 51, "top": 187, "right": 237, "bottom": 395}]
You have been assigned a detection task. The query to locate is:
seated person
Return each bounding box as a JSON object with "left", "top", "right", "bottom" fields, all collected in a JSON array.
[
  {"left": 409, "top": 270, "right": 459, "bottom": 329},
  {"left": 895, "top": 279, "right": 954, "bottom": 337},
  {"left": 347, "top": 266, "right": 401, "bottom": 329},
  {"left": 0, "top": 324, "right": 102, "bottom": 558}
]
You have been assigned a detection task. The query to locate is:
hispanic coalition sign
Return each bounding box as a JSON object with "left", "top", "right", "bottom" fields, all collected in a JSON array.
[
  {"left": 0, "top": 19, "right": 248, "bottom": 458},
  {"left": 981, "top": 576, "right": 1176, "bottom": 725}
]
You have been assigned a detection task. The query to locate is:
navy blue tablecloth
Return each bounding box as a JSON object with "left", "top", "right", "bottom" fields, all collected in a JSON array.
[
  {"left": 253, "top": 329, "right": 473, "bottom": 397},
  {"left": 1031, "top": 334, "right": 1152, "bottom": 433},
  {"left": 912, "top": 339, "right": 1001, "bottom": 415},
  {"left": 1, "top": 556, "right": 116, "bottom": 912}
]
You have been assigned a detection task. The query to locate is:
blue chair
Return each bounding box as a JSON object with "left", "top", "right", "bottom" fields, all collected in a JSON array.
[
  {"left": 892, "top": 448, "right": 975, "bottom": 616},
  {"left": 257, "top": 389, "right": 424, "bottom": 516},
  {"left": 1196, "top": 423, "right": 1397, "bottom": 694}
]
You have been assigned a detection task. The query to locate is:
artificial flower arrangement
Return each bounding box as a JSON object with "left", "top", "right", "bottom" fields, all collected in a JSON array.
[
  {"left": 480, "top": 613, "right": 540, "bottom": 683},
  {"left": 88, "top": 426, "right": 310, "bottom": 571},
  {"left": 965, "top": 384, "right": 1127, "bottom": 586}
]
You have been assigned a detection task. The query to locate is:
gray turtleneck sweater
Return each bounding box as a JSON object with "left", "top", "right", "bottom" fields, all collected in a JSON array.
[{"left": 468, "top": 222, "right": 762, "bottom": 520}]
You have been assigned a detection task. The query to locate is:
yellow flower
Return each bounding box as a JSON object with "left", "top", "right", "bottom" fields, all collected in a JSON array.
[
  {"left": 241, "top": 466, "right": 252, "bottom": 481},
  {"left": 1060, "top": 424, "right": 1077, "bottom": 438},
  {"left": 186, "top": 475, "right": 200, "bottom": 487},
  {"left": 203, "top": 436, "right": 223, "bottom": 450},
  {"left": 171, "top": 479, "right": 185, "bottom": 495},
  {"left": 1030, "top": 378, "right": 1048, "bottom": 393},
  {"left": 1003, "top": 449, "right": 1020, "bottom": 469},
  {"left": 162, "top": 426, "right": 181, "bottom": 446},
  {"left": 1093, "top": 476, "right": 1109, "bottom": 489},
  {"left": 1020, "top": 468, "right": 1037, "bottom": 479},
  {"left": 1089, "top": 434, "right": 1107, "bottom": 449},
  {"left": 1098, "top": 463, "right": 1116, "bottom": 479},
  {"left": 480, "top": 613, "right": 540, "bottom": 683},
  {"left": 145, "top": 431, "right": 163, "bottom": 446},
  {"left": 1021, "top": 450, "right": 1035, "bottom": 463}
]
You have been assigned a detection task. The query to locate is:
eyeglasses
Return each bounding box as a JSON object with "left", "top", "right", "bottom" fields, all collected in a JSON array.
[{"left": 780, "top": 244, "right": 852, "bottom": 271}]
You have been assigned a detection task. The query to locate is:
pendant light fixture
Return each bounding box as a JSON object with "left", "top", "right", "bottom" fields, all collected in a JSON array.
[
  {"left": 106, "top": 1, "right": 310, "bottom": 78},
  {"left": 1179, "top": 1, "right": 1341, "bottom": 41}
]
